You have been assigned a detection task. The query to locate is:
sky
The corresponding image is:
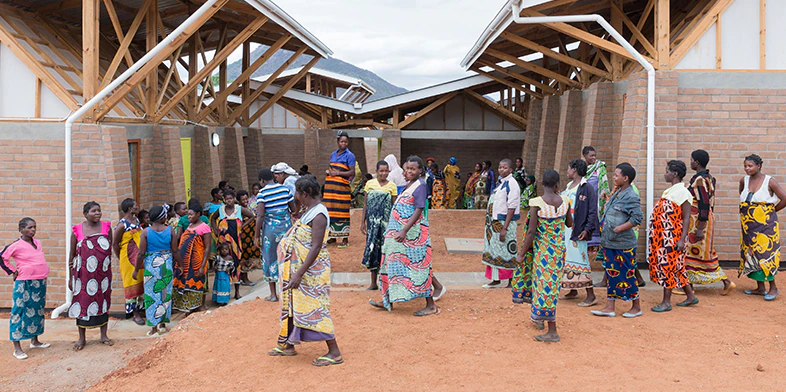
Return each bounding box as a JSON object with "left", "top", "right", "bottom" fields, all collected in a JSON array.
[{"left": 268, "top": 0, "right": 506, "bottom": 90}]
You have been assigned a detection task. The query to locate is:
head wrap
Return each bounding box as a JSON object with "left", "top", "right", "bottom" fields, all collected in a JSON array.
[
  {"left": 149, "top": 204, "right": 169, "bottom": 223},
  {"left": 449, "top": 157, "right": 457, "bottom": 165},
  {"left": 271, "top": 162, "right": 298, "bottom": 176},
  {"left": 384, "top": 154, "right": 407, "bottom": 187}
]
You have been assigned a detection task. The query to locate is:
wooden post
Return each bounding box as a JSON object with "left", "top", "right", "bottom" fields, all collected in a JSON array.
[
  {"left": 716, "top": 15, "right": 722, "bottom": 69},
  {"left": 146, "top": 0, "right": 159, "bottom": 118},
  {"left": 393, "top": 107, "right": 400, "bottom": 129},
  {"left": 82, "top": 0, "right": 100, "bottom": 121},
  {"left": 655, "top": 0, "right": 670, "bottom": 69},
  {"left": 187, "top": 31, "right": 198, "bottom": 119},
  {"left": 610, "top": 0, "right": 624, "bottom": 79},
  {"left": 242, "top": 41, "right": 251, "bottom": 125},
  {"left": 34, "top": 78, "right": 41, "bottom": 118},
  {"left": 306, "top": 74, "right": 312, "bottom": 92}
]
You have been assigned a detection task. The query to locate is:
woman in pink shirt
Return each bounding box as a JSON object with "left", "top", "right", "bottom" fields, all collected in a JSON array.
[{"left": 0, "top": 218, "right": 51, "bottom": 360}]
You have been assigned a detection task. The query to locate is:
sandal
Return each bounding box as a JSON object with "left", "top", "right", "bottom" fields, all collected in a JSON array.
[
  {"left": 744, "top": 289, "right": 766, "bottom": 296},
  {"left": 100, "top": 339, "right": 115, "bottom": 346},
  {"left": 73, "top": 343, "right": 85, "bottom": 352},
  {"left": 721, "top": 281, "right": 736, "bottom": 296},
  {"left": 13, "top": 351, "right": 28, "bottom": 360},
  {"left": 368, "top": 300, "right": 386, "bottom": 310},
  {"left": 677, "top": 298, "right": 699, "bottom": 307},
  {"left": 764, "top": 290, "right": 780, "bottom": 301},
  {"left": 312, "top": 356, "right": 344, "bottom": 367},
  {"left": 651, "top": 304, "right": 672, "bottom": 312},
  {"left": 577, "top": 298, "right": 598, "bottom": 307},
  {"left": 268, "top": 347, "right": 297, "bottom": 357},
  {"left": 413, "top": 307, "right": 440, "bottom": 317},
  {"left": 29, "top": 342, "right": 50, "bottom": 349}
]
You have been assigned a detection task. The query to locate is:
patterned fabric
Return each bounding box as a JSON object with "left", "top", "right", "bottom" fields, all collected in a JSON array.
[
  {"left": 520, "top": 184, "right": 536, "bottom": 210},
  {"left": 561, "top": 185, "right": 592, "bottom": 290},
  {"left": 604, "top": 248, "right": 638, "bottom": 301},
  {"left": 277, "top": 213, "right": 334, "bottom": 346},
  {"left": 9, "top": 279, "right": 46, "bottom": 341},
  {"left": 379, "top": 181, "right": 432, "bottom": 309},
  {"left": 739, "top": 202, "right": 780, "bottom": 282},
  {"left": 511, "top": 248, "right": 533, "bottom": 304},
  {"left": 529, "top": 196, "right": 569, "bottom": 322},
  {"left": 362, "top": 190, "right": 393, "bottom": 271},
  {"left": 118, "top": 218, "right": 144, "bottom": 314},
  {"left": 240, "top": 214, "right": 262, "bottom": 272},
  {"left": 474, "top": 172, "right": 489, "bottom": 210},
  {"left": 482, "top": 198, "right": 518, "bottom": 271},
  {"left": 443, "top": 164, "right": 461, "bottom": 209},
  {"left": 173, "top": 224, "right": 209, "bottom": 312},
  {"left": 648, "top": 197, "right": 690, "bottom": 289},
  {"left": 69, "top": 224, "right": 112, "bottom": 327},
  {"left": 685, "top": 171, "right": 725, "bottom": 284},
  {"left": 585, "top": 162, "right": 608, "bottom": 248},
  {"left": 216, "top": 206, "right": 243, "bottom": 285},
  {"left": 143, "top": 250, "right": 173, "bottom": 326},
  {"left": 463, "top": 172, "right": 481, "bottom": 209},
  {"left": 261, "top": 208, "right": 292, "bottom": 282},
  {"left": 212, "top": 270, "right": 231, "bottom": 305},
  {"left": 324, "top": 162, "right": 352, "bottom": 240},
  {"left": 431, "top": 173, "right": 448, "bottom": 210}
]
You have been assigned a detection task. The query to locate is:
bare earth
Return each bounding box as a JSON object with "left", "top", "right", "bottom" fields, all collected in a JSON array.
[
  {"left": 89, "top": 287, "right": 786, "bottom": 391},
  {"left": 330, "top": 209, "right": 486, "bottom": 273}
]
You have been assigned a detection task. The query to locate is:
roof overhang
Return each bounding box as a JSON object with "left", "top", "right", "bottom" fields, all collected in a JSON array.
[
  {"left": 242, "top": 0, "right": 332, "bottom": 58},
  {"left": 256, "top": 67, "right": 376, "bottom": 94}
]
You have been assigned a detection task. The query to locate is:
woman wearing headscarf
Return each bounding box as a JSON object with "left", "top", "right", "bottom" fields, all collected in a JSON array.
[
  {"left": 463, "top": 163, "right": 482, "bottom": 209},
  {"left": 133, "top": 205, "right": 178, "bottom": 336},
  {"left": 384, "top": 154, "right": 407, "bottom": 195},
  {"left": 324, "top": 131, "right": 356, "bottom": 248},
  {"left": 443, "top": 157, "right": 461, "bottom": 209}
]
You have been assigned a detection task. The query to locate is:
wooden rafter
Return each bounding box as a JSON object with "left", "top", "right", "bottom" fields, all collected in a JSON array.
[
  {"left": 463, "top": 89, "right": 527, "bottom": 130},
  {"left": 610, "top": 0, "right": 657, "bottom": 58},
  {"left": 669, "top": 0, "right": 734, "bottom": 66},
  {"left": 100, "top": 0, "right": 154, "bottom": 90},
  {"left": 472, "top": 68, "right": 544, "bottom": 99},
  {"left": 83, "top": 0, "right": 100, "bottom": 120},
  {"left": 520, "top": 9, "right": 655, "bottom": 65},
  {"left": 398, "top": 91, "right": 459, "bottom": 129},
  {"left": 225, "top": 46, "right": 308, "bottom": 126},
  {"left": 499, "top": 32, "right": 611, "bottom": 80},
  {"left": 475, "top": 59, "right": 555, "bottom": 94},
  {"left": 197, "top": 33, "right": 292, "bottom": 122},
  {"left": 246, "top": 56, "right": 320, "bottom": 126},
  {"left": 328, "top": 118, "right": 391, "bottom": 129},
  {"left": 95, "top": 0, "right": 229, "bottom": 121},
  {"left": 0, "top": 22, "right": 78, "bottom": 109},
  {"left": 485, "top": 47, "right": 580, "bottom": 89}
]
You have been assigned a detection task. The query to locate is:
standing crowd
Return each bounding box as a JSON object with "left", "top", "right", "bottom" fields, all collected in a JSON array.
[{"left": 2, "top": 129, "right": 784, "bottom": 363}]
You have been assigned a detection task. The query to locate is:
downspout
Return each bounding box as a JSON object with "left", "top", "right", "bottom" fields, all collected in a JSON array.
[
  {"left": 51, "top": 0, "right": 223, "bottom": 318},
  {"left": 509, "top": 1, "right": 656, "bottom": 256}
]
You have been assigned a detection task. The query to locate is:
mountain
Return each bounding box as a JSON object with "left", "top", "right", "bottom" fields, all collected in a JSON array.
[{"left": 225, "top": 46, "right": 408, "bottom": 100}]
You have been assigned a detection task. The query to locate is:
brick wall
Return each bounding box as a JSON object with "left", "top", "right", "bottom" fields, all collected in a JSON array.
[
  {"left": 303, "top": 128, "right": 340, "bottom": 184},
  {"left": 0, "top": 124, "right": 132, "bottom": 308},
  {"left": 260, "top": 133, "right": 305, "bottom": 173},
  {"left": 380, "top": 129, "right": 401, "bottom": 164},
  {"left": 554, "top": 90, "right": 585, "bottom": 172},
  {"left": 348, "top": 137, "right": 368, "bottom": 174},
  {"left": 401, "top": 138, "right": 524, "bottom": 188},
  {"left": 220, "top": 127, "right": 249, "bottom": 192},
  {"left": 244, "top": 128, "right": 264, "bottom": 189},
  {"left": 191, "top": 127, "right": 221, "bottom": 204},
  {"left": 522, "top": 98, "right": 542, "bottom": 173},
  {"left": 535, "top": 95, "right": 561, "bottom": 176}
]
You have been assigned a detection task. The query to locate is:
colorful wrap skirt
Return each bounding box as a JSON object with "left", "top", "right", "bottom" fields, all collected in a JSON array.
[
  {"left": 69, "top": 232, "right": 112, "bottom": 328},
  {"left": 604, "top": 248, "right": 639, "bottom": 301},
  {"left": 648, "top": 198, "right": 690, "bottom": 289},
  {"left": 324, "top": 162, "right": 352, "bottom": 240},
  {"left": 561, "top": 226, "right": 592, "bottom": 290},
  {"left": 212, "top": 271, "right": 231, "bottom": 305},
  {"left": 530, "top": 216, "right": 566, "bottom": 323},
  {"left": 174, "top": 228, "right": 209, "bottom": 312},
  {"left": 739, "top": 201, "right": 780, "bottom": 282},
  {"left": 482, "top": 199, "right": 517, "bottom": 281},
  {"left": 10, "top": 279, "right": 46, "bottom": 341},
  {"left": 362, "top": 191, "right": 392, "bottom": 271},
  {"left": 143, "top": 251, "right": 173, "bottom": 326},
  {"left": 685, "top": 207, "right": 726, "bottom": 284},
  {"left": 261, "top": 208, "right": 292, "bottom": 282}
]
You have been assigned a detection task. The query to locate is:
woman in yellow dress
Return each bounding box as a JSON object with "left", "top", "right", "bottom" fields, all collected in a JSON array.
[
  {"left": 443, "top": 157, "right": 461, "bottom": 209},
  {"left": 111, "top": 198, "right": 145, "bottom": 325}
]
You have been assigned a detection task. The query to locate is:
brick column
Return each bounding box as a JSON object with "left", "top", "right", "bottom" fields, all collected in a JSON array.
[
  {"left": 303, "top": 127, "right": 337, "bottom": 183},
  {"left": 244, "top": 127, "right": 264, "bottom": 188},
  {"left": 522, "top": 98, "right": 542, "bottom": 173},
  {"left": 151, "top": 126, "right": 186, "bottom": 205},
  {"left": 582, "top": 81, "right": 622, "bottom": 166},
  {"left": 380, "top": 129, "right": 401, "bottom": 163},
  {"left": 191, "top": 126, "right": 221, "bottom": 202},
  {"left": 221, "top": 127, "right": 248, "bottom": 191},
  {"left": 101, "top": 125, "right": 135, "bottom": 218},
  {"left": 554, "top": 90, "right": 584, "bottom": 173},
  {"left": 535, "top": 95, "right": 561, "bottom": 177}
]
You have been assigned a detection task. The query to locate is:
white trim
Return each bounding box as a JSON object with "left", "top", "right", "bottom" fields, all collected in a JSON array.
[
  {"left": 243, "top": 0, "right": 333, "bottom": 58},
  {"left": 460, "top": 0, "right": 551, "bottom": 68},
  {"left": 260, "top": 128, "right": 305, "bottom": 135},
  {"left": 257, "top": 67, "right": 376, "bottom": 94},
  {"left": 401, "top": 130, "right": 525, "bottom": 140}
]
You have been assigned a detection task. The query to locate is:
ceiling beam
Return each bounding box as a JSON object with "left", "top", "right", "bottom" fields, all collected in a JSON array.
[{"left": 499, "top": 31, "right": 611, "bottom": 80}]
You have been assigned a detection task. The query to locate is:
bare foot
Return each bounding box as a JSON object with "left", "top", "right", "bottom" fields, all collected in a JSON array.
[
  {"left": 534, "top": 332, "right": 560, "bottom": 342},
  {"left": 564, "top": 290, "right": 579, "bottom": 299}
]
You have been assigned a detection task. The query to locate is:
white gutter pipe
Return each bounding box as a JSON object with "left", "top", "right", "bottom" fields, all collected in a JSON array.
[
  {"left": 510, "top": 2, "right": 656, "bottom": 255},
  {"left": 52, "top": 0, "right": 223, "bottom": 318}
]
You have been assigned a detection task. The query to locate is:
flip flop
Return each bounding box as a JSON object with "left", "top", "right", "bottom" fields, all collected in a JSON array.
[
  {"left": 481, "top": 283, "right": 503, "bottom": 289},
  {"left": 651, "top": 304, "right": 672, "bottom": 312},
  {"left": 413, "top": 307, "right": 440, "bottom": 317},
  {"left": 133, "top": 318, "right": 146, "bottom": 326},
  {"left": 622, "top": 311, "right": 643, "bottom": 318},
  {"left": 29, "top": 343, "right": 50, "bottom": 349},
  {"left": 590, "top": 310, "right": 616, "bottom": 317},
  {"left": 677, "top": 298, "right": 699, "bottom": 307},
  {"left": 13, "top": 351, "right": 28, "bottom": 360},
  {"left": 337, "top": 244, "right": 349, "bottom": 249},
  {"left": 73, "top": 343, "right": 85, "bottom": 352},
  {"left": 368, "top": 299, "right": 386, "bottom": 309},
  {"left": 534, "top": 334, "right": 560, "bottom": 343},
  {"left": 100, "top": 339, "right": 115, "bottom": 347},
  {"left": 433, "top": 286, "right": 447, "bottom": 301},
  {"left": 146, "top": 330, "right": 158, "bottom": 336},
  {"left": 268, "top": 347, "right": 297, "bottom": 357},
  {"left": 240, "top": 281, "right": 258, "bottom": 287},
  {"left": 721, "top": 281, "right": 736, "bottom": 296},
  {"left": 764, "top": 290, "right": 780, "bottom": 301},
  {"left": 577, "top": 299, "right": 598, "bottom": 307},
  {"left": 312, "top": 356, "right": 344, "bottom": 367},
  {"left": 744, "top": 289, "right": 766, "bottom": 296}
]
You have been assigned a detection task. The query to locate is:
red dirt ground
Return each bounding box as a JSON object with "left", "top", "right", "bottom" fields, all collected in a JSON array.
[
  {"left": 91, "top": 282, "right": 786, "bottom": 391},
  {"left": 330, "top": 209, "right": 487, "bottom": 273}
]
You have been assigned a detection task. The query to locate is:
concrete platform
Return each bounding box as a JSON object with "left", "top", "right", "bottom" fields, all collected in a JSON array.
[{"left": 444, "top": 238, "right": 484, "bottom": 254}]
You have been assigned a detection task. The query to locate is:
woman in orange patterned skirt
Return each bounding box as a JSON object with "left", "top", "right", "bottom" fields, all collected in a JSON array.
[
  {"left": 648, "top": 161, "right": 698, "bottom": 312},
  {"left": 323, "top": 131, "right": 356, "bottom": 248}
]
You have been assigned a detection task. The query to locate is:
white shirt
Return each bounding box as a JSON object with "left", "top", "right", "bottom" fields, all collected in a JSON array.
[{"left": 491, "top": 174, "right": 521, "bottom": 221}]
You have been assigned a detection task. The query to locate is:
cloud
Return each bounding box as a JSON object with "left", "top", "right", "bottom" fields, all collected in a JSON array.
[{"left": 271, "top": 0, "right": 503, "bottom": 89}]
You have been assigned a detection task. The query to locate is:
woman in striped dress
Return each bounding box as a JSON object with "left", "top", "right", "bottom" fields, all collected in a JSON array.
[{"left": 323, "top": 131, "right": 356, "bottom": 248}]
